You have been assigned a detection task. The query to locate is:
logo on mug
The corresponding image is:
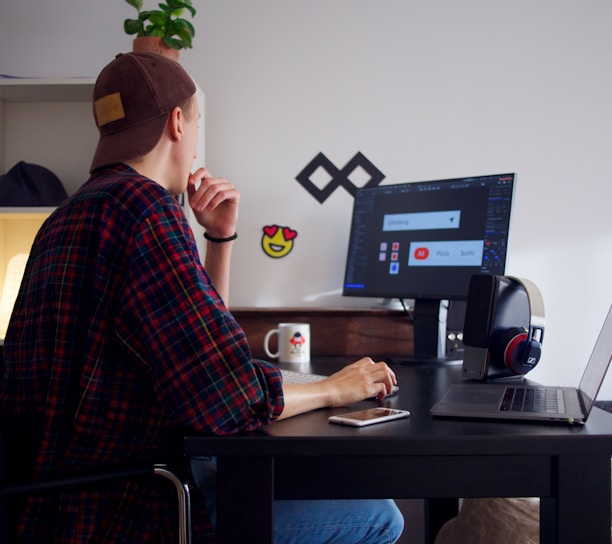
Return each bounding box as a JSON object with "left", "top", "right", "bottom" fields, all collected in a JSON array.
[{"left": 289, "top": 332, "right": 307, "bottom": 355}]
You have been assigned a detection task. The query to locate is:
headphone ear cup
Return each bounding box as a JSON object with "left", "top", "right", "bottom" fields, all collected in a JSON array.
[{"left": 492, "top": 328, "right": 541, "bottom": 375}]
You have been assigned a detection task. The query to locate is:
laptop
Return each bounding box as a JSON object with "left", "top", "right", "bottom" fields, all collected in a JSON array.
[{"left": 431, "top": 304, "right": 612, "bottom": 424}]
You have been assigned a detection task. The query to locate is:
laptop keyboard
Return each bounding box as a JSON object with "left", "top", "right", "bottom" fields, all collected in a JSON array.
[{"left": 499, "top": 386, "right": 565, "bottom": 413}]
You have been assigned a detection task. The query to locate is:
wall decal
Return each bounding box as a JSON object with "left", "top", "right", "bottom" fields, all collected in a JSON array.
[
  {"left": 295, "top": 151, "right": 385, "bottom": 203},
  {"left": 261, "top": 225, "right": 298, "bottom": 258}
]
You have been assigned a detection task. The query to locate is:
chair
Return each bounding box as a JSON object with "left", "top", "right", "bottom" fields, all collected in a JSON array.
[{"left": 0, "top": 429, "right": 192, "bottom": 544}]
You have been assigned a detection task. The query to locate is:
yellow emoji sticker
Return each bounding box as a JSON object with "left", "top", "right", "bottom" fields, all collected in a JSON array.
[{"left": 261, "top": 225, "right": 298, "bottom": 258}]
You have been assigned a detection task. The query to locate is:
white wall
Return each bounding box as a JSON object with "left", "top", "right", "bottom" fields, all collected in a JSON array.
[{"left": 1, "top": 0, "right": 611, "bottom": 397}]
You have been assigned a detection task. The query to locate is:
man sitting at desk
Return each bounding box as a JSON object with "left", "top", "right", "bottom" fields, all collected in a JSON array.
[{"left": 0, "top": 52, "right": 403, "bottom": 543}]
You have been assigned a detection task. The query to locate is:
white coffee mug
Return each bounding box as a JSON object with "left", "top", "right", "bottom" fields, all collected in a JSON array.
[{"left": 263, "top": 323, "right": 310, "bottom": 363}]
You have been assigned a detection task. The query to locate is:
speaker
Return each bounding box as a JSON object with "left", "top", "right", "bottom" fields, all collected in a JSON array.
[
  {"left": 446, "top": 300, "right": 467, "bottom": 360},
  {"left": 462, "top": 275, "right": 545, "bottom": 380}
]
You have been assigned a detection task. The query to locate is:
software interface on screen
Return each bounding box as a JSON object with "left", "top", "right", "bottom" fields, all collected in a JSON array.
[{"left": 342, "top": 173, "right": 515, "bottom": 301}]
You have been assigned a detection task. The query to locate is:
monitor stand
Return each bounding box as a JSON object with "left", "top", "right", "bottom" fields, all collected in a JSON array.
[{"left": 387, "top": 299, "right": 463, "bottom": 365}]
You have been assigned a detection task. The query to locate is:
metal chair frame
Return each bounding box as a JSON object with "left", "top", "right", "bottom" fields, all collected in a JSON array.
[{"left": 0, "top": 434, "right": 192, "bottom": 544}]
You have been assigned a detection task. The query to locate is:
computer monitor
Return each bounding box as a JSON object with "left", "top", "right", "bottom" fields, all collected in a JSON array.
[{"left": 342, "top": 173, "right": 515, "bottom": 360}]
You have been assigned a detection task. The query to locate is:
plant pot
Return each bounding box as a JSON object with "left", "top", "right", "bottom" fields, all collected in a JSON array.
[{"left": 132, "top": 37, "right": 180, "bottom": 61}]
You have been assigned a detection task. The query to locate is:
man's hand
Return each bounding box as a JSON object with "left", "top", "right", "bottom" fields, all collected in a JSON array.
[
  {"left": 187, "top": 168, "right": 240, "bottom": 238},
  {"left": 278, "top": 358, "right": 398, "bottom": 420},
  {"left": 321, "top": 358, "right": 398, "bottom": 406}
]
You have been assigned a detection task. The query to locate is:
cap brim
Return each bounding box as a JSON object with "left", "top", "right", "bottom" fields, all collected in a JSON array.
[{"left": 89, "top": 114, "right": 168, "bottom": 173}]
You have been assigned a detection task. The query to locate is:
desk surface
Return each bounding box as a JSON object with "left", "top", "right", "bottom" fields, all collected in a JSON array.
[
  {"left": 186, "top": 357, "right": 612, "bottom": 456},
  {"left": 184, "top": 358, "right": 612, "bottom": 544}
]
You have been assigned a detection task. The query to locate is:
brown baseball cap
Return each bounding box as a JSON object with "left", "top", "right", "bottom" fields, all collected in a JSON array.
[{"left": 90, "top": 52, "right": 196, "bottom": 172}]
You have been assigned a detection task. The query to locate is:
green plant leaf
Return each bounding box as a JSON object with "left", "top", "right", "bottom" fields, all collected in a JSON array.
[
  {"left": 125, "top": 0, "right": 143, "bottom": 11},
  {"left": 147, "top": 11, "right": 168, "bottom": 27},
  {"left": 124, "top": 18, "right": 144, "bottom": 35},
  {"left": 163, "top": 37, "right": 183, "bottom": 49},
  {"left": 123, "top": 0, "right": 196, "bottom": 49},
  {"left": 159, "top": 3, "right": 176, "bottom": 15},
  {"left": 138, "top": 10, "right": 156, "bottom": 21},
  {"left": 166, "top": 0, "right": 187, "bottom": 10},
  {"left": 166, "top": 0, "right": 196, "bottom": 17},
  {"left": 178, "top": 19, "right": 195, "bottom": 38},
  {"left": 175, "top": 26, "right": 193, "bottom": 48}
]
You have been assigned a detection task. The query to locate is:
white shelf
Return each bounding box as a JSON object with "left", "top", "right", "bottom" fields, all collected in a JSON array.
[
  {"left": 0, "top": 78, "right": 98, "bottom": 196},
  {"left": 0, "top": 78, "right": 95, "bottom": 102},
  {"left": 0, "top": 207, "right": 56, "bottom": 216},
  {"left": 0, "top": 75, "right": 207, "bottom": 278}
]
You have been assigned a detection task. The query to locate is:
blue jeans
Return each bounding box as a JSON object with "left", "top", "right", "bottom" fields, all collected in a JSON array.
[{"left": 191, "top": 457, "right": 404, "bottom": 544}]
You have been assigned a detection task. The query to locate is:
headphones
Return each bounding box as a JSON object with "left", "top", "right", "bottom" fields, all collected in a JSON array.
[{"left": 489, "top": 277, "right": 545, "bottom": 375}]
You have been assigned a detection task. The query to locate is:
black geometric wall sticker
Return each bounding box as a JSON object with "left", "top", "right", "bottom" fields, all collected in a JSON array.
[{"left": 295, "top": 152, "right": 385, "bottom": 203}]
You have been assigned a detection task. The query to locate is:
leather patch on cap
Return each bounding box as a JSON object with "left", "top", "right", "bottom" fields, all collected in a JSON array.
[{"left": 94, "top": 92, "right": 126, "bottom": 127}]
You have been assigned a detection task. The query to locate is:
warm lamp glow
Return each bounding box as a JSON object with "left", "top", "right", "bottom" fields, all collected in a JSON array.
[{"left": 0, "top": 253, "right": 28, "bottom": 342}]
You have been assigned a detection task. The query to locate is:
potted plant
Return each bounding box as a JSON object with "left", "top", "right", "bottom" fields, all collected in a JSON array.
[{"left": 123, "top": 0, "right": 196, "bottom": 59}]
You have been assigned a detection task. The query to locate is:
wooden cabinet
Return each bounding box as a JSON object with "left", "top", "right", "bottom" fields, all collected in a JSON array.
[{"left": 231, "top": 307, "right": 415, "bottom": 359}]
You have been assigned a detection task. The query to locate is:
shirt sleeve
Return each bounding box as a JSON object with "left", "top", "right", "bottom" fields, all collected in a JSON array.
[{"left": 114, "top": 200, "right": 284, "bottom": 435}]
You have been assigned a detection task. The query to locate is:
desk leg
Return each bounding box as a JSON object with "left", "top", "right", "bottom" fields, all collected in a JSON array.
[
  {"left": 216, "top": 456, "right": 274, "bottom": 543},
  {"left": 540, "top": 454, "right": 611, "bottom": 544},
  {"left": 424, "top": 498, "right": 458, "bottom": 544}
]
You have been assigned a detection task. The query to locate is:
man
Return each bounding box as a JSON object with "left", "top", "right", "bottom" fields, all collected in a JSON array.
[{"left": 0, "top": 52, "right": 403, "bottom": 542}]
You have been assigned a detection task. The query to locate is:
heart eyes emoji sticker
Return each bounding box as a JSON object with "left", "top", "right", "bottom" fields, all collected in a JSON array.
[{"left": 261, "top": 225, "right": 298, "bottom": 258}]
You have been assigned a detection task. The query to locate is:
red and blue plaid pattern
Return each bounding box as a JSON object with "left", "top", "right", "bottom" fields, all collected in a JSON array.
[{"left": 0, "top": 164, "right": 284, "bottom": 542}]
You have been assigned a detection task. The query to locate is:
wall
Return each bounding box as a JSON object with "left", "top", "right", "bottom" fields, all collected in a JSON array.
[{"left": 1, "top": 0, "right": 611, "bottom": 397}]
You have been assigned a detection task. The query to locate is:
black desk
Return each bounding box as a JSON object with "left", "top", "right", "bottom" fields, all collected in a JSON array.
[{"left": 185, "top": 358, "right": 612, "bottom": 543}]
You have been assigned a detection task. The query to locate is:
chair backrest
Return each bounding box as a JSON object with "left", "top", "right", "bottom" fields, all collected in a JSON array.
[{"left": 0, "top": 425, "right": 191, "bottom": 544}]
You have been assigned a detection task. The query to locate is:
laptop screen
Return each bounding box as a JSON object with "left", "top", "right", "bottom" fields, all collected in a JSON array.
[{"left": 578, "top": 306, "right": 612, "bottom": 411}]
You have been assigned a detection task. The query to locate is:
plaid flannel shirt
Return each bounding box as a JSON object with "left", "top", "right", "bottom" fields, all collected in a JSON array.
[{"left": 0, "top": 164, "right": 284, "bottom": 542}]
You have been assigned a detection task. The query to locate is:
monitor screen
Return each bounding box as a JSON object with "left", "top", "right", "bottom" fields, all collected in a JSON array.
[{"left": 342, "top": 173, "right": 515, "bottom": 302}]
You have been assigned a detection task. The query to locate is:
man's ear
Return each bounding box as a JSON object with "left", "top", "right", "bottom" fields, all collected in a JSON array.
[{"left": 167, "top": 106, "right": 184, "bottom": 141}]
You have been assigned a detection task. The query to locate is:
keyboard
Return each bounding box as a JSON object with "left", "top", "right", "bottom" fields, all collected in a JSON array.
[
  {"left": 280, "top": 369, "right": 327, "bottom": 384},
  {"left": 280, "top": 368, "right": 399, "bottom": 396},
  {"left": 499, "top": 386, "right": 564, "bottom": 413}
]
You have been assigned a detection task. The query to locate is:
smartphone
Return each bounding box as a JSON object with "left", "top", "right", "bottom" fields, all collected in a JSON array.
[{"left": 328, "top": 407, "right": 410, "bottom": 427}]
